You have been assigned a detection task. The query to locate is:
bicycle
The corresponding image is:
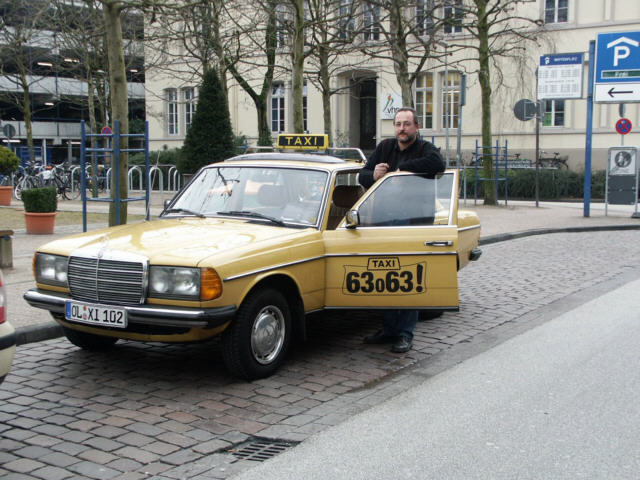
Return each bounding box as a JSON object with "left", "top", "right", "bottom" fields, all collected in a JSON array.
[{"left": 537, "top": 151, "right": 568, "bottom": 169}]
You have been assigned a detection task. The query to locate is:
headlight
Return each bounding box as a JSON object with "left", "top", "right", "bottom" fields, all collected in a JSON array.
[
  {"left": 34, "top": 253, "right": 68, "bottom": 287},
  {"left": 149, "top": 267, "right": 222, "bottom": 301}
]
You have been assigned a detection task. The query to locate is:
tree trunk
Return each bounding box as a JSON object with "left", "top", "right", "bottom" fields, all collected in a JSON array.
[
  {"left": 18, "top": 67, "right": 35, "bottom": 163},
  {"left": 319, "top": 47, "right": 332, "bottom": 144},
  {"left": 476, "top": 0, "right": 496, "bottom": 205},
  {"left": 291, "top": 0, "right": 305, "bottom": 133},
  {"left": 102, "top": 0, "right": 129, "bottom": 225}
]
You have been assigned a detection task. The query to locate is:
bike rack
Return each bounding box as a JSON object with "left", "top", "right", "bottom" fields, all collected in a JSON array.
[
  {"left": 80, "top": 120, "right": 150, "bottom": 231},
  {"left": 128, "top": 166, "right": 143, "bottom": 191},
  {"left": 472, "top": 139, "right": 510, "bottom": 205}
]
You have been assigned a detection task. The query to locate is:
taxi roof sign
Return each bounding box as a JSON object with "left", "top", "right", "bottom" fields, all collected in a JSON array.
[{"left": 277, "top": 134, "right": 328, "bottom": 150}]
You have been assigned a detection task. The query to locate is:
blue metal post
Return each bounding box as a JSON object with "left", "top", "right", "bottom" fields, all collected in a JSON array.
[
  {"left": 505, "top": 140, "right": 509, "bottom": 205},
  {"left": 584, "top": 40, "right": 595, "bottom": 217},
  {"left": 80, "top": 121, "right": 87, "bottom": 232},
  {"left": 114, "top": 120, "right": 121, "bottom": 225},
  {"left": 494, "top": 139, "right": 499, "bottom": 201},
  {"left": 474, "top": 139, "right": 479, "bottom": 204}
]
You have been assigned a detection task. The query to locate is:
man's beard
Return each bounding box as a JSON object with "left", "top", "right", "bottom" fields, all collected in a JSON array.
[{"left": 398, "top": 132, "right": 417, "bottom": 145}]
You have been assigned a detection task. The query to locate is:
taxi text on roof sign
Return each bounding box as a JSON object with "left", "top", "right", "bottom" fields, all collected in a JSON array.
[{"left": 277, "top": 134, "right": 328, "bottom": 150}]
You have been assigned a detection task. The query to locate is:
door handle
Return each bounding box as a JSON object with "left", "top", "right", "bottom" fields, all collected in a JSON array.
[{"left": 425, "top": 241, "right": 453, "bottom": 247}]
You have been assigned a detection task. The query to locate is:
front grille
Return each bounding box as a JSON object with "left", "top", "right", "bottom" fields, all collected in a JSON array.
[{"left": 68, "top": 256, "right": 146, "bottom": 305}]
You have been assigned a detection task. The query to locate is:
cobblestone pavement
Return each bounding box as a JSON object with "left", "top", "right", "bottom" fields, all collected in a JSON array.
[{"left": 2, "top": 231, "right": 640, "bottom": 479}]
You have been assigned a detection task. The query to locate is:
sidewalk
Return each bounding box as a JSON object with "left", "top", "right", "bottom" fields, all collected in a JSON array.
[{"left": 2, "top": 195, "right": 639, "bottom": 341}]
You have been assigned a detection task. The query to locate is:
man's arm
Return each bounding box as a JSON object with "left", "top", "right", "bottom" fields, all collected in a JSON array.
[
  {"left": 400, "top": 141, "right": 445, "bottom": 176},
  {"left": 358, "top": 141, "right": 386, "bottom": 189}
]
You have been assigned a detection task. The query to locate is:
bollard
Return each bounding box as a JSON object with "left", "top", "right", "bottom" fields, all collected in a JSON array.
[{"left": 0, "top": 230, "right": 14, "bottom": 269}]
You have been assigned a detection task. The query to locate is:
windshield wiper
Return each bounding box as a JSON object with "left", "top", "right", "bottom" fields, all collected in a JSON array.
[
  {"left": 217, "top": 210, "right": 286, "bottom": 227},
  {"left": 164, "top": 207, "right": 206, "bottom": 218}
]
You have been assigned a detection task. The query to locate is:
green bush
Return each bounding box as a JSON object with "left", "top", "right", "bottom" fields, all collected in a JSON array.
[
  {"left": 22, "top": 186, "right": 57, "bottom": 213},
  {"left": 460, "top": 168, "right": 606, "bottom": 201},
  {"left": 129, "top": 147, "right": 183, "bottom": 166},
  {"left": 0, "top": 145, "right": 20, "bottom": 176}
]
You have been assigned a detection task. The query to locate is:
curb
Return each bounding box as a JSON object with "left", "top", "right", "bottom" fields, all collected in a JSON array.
[{"left": 15, "top": 223, "right": 640, "bottom": 347}]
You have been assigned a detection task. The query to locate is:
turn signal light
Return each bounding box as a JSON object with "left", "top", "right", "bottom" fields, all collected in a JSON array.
[{"left": 200, "top": 268, "right": 222, "bottom": 301}]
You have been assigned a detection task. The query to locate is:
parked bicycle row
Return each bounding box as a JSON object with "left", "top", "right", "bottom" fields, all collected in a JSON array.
[{"left": 0, "top": 162, "right": 182, "bottom": 201}]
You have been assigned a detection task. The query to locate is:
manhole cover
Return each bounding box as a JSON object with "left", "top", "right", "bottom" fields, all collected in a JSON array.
[{"left": 231, "top": 439, "right": 296, "bottom": 462}]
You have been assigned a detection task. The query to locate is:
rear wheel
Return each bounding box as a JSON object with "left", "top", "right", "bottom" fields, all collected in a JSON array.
[
  {"left": 222, "top": 288, "right": 291, "bottom": 380},
  {"left": 62, "top": 326, "right": 118, "bottom": 351}
]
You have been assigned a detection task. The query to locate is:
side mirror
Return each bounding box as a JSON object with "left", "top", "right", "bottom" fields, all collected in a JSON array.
[
  {"left": 163, "top": 199, "right": 172, "bottom": 209},
  {"left": 345, "top": 209, "right": 359, "bottom": 229}
]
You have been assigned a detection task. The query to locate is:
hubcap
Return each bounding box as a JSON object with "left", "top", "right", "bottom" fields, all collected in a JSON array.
[{"left": 251, "top": 305, "right": 285, "bottom": 365}]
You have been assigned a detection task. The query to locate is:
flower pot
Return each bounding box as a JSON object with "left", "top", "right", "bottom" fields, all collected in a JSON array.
[
  {"left": 24, "top": 211, "right": 57, "bottom": 235},
  {"left": 0, "top": 186, "right": 11, "bottom": 206}
]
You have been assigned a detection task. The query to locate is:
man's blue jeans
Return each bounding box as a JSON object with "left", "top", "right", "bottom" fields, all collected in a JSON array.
[{"left": 381, "top": 309, "right": 418, "bottom": 339}]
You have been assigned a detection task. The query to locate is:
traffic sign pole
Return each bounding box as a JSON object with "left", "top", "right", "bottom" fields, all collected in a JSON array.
[{"left": 584, "top": 40, "right": 595, "bottom": 218}]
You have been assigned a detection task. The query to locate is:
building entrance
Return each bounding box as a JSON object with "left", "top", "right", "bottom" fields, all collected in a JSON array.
[{"left": 359, "top": 79, "right": 376, "bottom": 152}]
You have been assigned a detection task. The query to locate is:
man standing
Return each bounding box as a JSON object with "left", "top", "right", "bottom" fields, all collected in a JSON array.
[{"left": 358, "top": 107, "right": 445, "bottom": 353}]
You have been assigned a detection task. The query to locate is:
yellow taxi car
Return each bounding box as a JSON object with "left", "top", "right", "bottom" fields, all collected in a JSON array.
[{"left": 24, "top": 144, "right": 481, "bottom": 380}]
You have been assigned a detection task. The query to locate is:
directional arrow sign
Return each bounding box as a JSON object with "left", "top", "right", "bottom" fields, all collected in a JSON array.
[{"left": 594, "top": 31, "right": 640, "bottom": 103}]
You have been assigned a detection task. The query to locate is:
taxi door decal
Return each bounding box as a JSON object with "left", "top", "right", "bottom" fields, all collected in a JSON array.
[{"left": 342, "top": 256, "right": 426, "bottom": 296}]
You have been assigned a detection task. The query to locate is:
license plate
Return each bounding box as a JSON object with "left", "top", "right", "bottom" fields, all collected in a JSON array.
[{"left": 65, "top": 300, "right": 127, "bottom": 328}]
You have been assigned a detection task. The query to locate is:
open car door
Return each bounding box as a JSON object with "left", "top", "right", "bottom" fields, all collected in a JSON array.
[{"left": 323, "top": 171, "right": 460, "bottom": 311}]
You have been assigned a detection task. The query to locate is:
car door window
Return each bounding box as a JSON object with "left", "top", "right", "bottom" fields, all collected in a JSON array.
[{"left": 357, "top": 173, "right": 453, "bottom": 227}]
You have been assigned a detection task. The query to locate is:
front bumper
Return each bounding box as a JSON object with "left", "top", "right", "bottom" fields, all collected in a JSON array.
[{"left": 24, "top": 288, "right": 236, "bottom": 329}]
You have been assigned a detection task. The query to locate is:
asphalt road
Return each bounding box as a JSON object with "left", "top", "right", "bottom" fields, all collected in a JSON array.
[{"left": 232, "top": 278, "right": 640, "bottom": 480}]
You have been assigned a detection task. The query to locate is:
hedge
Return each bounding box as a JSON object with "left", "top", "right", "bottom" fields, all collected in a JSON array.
[{"left": 460, "top": 169, "right": 606, "bottom": 201}]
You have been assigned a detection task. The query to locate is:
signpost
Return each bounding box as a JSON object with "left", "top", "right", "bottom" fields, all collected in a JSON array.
[{"left": 594, "top": 31, "right": 640, "bottom": 103}]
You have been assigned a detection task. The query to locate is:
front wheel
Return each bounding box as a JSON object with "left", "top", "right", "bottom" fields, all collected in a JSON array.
[
  {"left": 62, "top": 326, "right": 118, "bottom": 351},
  {"left": 222, "top": 288, "right": 291, "bottom": 380}
]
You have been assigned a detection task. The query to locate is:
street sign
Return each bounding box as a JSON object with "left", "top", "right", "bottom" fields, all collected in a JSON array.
[
  {"left": 101, "top": 125, "right": 113, "bottom": 135},
  {"left": 513, "top": 99, "right": 538, "bottom": 121},
  {"left": 538, "top": 53, "right": 584, "bottom": 100},
  {"left": 2, "top": 124, "right": 16, "bottom": 139},
  {"left": 615, "top": 118, "right": 632, "bottom": 135},
  {"left": 594, "top": 31, "right": 640, "bottom": 103},
  {"left": 606, "top": 146, "right": 639, "bottom": 206}
]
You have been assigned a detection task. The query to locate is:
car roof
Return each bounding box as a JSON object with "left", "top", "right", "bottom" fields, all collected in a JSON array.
[{"left": 225, "top": 152, "right": 350, "bottom": 165}]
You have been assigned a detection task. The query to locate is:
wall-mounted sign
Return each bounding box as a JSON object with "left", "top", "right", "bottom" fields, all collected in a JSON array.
[{"left": 380, "top": 92, "right": 403, "bottom": 120}]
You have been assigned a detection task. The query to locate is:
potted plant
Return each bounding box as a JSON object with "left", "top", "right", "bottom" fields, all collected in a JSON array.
[
  {"left": 0, "top": 146, "right": 20, "bottom": 206},
  {"left": 22, "top": 186, "right": 57, "bottom": 234}
]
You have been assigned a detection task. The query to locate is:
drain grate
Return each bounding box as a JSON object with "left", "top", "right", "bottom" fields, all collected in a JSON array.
[{"left": 231, "top": 439, "right": 295, "bottom": 462}]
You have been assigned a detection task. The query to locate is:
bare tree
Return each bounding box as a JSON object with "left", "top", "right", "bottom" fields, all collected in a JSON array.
[
  {"left": 360, "top": 0, "right": 447, "bottom": 108},
  {"left": 0, "top": 0, "right": 54, "bottom": 162},
  {"left": 449, "top": 0, "right": 543, "bottom": 205}
]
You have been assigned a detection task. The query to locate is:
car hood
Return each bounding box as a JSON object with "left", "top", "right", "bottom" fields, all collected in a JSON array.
[{"left": 38, "top": 217, "right": 309, "bottom": 266}]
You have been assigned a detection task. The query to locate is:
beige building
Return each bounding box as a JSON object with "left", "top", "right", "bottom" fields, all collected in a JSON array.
[{"left": 146, "top": 0, "right": 640, "bottom": 171}]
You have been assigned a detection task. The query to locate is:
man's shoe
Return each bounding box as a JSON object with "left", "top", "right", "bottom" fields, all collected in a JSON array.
[
  {"left": 363, "top": 330, "right": 396, "bottom": 344},
  {"left": 391, "top": 335, "right": 412, "bottom": 353}
]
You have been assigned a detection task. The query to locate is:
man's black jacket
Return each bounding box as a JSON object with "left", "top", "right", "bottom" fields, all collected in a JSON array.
[{"left": 358, "top": 138, "right": 445, "bottom": 189}]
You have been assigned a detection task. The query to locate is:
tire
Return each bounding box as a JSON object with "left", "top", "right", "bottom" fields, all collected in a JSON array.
[
  {"left": 14, "top": 176, "right": 36, "bottom": 200},
  {"left": 62, "top": 326, "right": 118, "bottom": 351},
  {"left": 222, "top": 288, "right": 292, "bottom": 380},
  {"left": 63, "top": 179, "right": 81, "bottom": 200}
]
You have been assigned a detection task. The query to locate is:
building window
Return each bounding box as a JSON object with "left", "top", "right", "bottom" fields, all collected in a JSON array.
[
  {"left": 441, "top": 71, "right": 460, "bottom": 129},
  {"left": 543, "top": 100, "right": 564, "bottom": 127},
  {"left": 363, "top": 3, "right": 380, "bottom": 41},
  {"left": 416, "top": 0, "right": 434, "bottom": 36},
  {"left": 271, "top": 83, "right": 285, "bottom": 132},
  {"left": 166, "top": 89, "right": 179, "bottom": 135},
  {"left": 415, "top": 72, "right": 433, "bottom": 129},
  {"left": 183, "top": 87, "right": 196, "bottom": 130},
  {"left": 339, "top": 0, "right": 355, "bottom": 40},
  {"left": 444, "top": 0, "right": 463, "bottom": 34},
  {"left": 545, "top": 0, "right": 568, "bottom": 23}
]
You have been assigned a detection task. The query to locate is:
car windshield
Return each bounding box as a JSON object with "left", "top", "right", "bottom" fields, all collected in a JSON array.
[
  {"left": 356, "top": 173, "right": 455, "bottom": 227},
  {"left": 167, "top": 166, "right": 329, "bottom": 227}
]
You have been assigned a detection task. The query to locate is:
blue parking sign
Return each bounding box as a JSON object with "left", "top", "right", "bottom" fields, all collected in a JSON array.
[{"left": 594, "top": 31, "right": 640, "bottom": 102}]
